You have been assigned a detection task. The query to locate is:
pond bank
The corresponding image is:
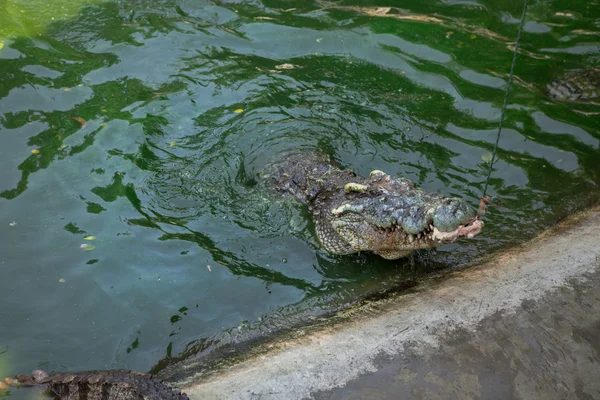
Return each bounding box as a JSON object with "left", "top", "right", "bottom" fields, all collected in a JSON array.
[{"left": 169, "top": 205, "right": 600, "bottom": 399}]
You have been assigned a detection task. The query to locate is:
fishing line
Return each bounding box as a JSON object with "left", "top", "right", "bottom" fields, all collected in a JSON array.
[{"left": 481, "top": 0, "right": 529, "bottom": 204}]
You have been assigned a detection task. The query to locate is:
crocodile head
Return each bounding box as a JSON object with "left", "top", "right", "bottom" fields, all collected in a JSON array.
[{"left": 317, "top": 170, "right": 483, "bottom": 259}]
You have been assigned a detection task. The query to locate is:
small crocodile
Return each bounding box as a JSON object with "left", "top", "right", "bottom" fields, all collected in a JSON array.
[
  {"left": 547, "top": 67, "right": 600, "bottom": 102},
  {"left": 264, "top": 153, "right": 483, "bottom": 259},
  {"left": 5, "top": 369, "right": 189, "bottom": 400}
]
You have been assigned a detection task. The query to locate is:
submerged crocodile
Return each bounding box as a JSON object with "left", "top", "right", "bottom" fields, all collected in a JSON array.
[
  {"left": 547, "top": 67, "right": 600, "bottom": 102},
  {"left": 265, "top": 153, "right": 483, "bottom": 259},
  {"left": 5, "top": 369, "right": 189, "bottom": 400}
]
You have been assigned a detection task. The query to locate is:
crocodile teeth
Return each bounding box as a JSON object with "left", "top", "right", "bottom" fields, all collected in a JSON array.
[
  {"left": 417, "top": 233, "right": 421, "bottom": 240},
  {"left": 408, "top": 234, "right": 414, "bottom": 243}
]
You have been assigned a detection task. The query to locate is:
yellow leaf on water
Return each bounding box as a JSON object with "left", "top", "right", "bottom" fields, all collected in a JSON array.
[
  {"left": 72, "top": 116, "right": 87, "bottom": 128},
  {"left": 64, "top": 88, "right": 72, "bottom": 92},
  {"left": 31, "top": 149, "right": 40, "bottom": 154},
  {"left": 234, "top": 109, "right": 244, "bottom": 113},
  {"left": 0, "top": 42, "right": 4, "bottom": 50},
  {"left": 59, "top": 278, "right": 65, "bottom": 283},
  {"left": 482, "top": 153, "right": 493, "bottom": 163},
  {"left": 84, "top": 236, "right": 96, "bottom": 240},
  {"left": 60, "top": 144, "right": 67, "bottom": 149},
  {"left": 169, "top": 141, "right": 176, "bottom": 147}
]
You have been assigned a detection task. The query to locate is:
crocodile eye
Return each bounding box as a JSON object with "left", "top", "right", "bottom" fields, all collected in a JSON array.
[{"left": 444, "top": 199, "right": 453, "bottom": 205}]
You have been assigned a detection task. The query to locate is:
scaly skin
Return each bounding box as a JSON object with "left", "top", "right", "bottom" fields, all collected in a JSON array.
[
  {"left": 265, "top": 153, "right": 483, "bottom": 259},
  {"left": 547, "top": 67, "right": 600, "bottom": 102},
  {"left": 11, "top": 369, "right": 189, "bottom": 400}
]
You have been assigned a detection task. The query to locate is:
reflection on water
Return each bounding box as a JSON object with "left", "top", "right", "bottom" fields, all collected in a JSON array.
[{"left": 0, "top": 0, "right": 598, "bottom": 379}]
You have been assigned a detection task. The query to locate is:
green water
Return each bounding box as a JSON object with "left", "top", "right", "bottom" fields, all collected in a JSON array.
[{"left": 0, "top": 0, "right": 599, "bottom": 383}]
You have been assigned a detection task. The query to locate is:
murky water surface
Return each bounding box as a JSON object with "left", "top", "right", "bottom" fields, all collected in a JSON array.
[{"left": 1, "top": 0, "right": 599, "bottom": 384}]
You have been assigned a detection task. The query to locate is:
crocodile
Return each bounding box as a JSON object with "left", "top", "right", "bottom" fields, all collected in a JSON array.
[
  {"left": 547, "top": 67, "right": 600, "bottom": 102},
  {"left": 6, "top": 369, "right": 189, "bottom": 400},
  {"left": 264, "top": 153, "right": 484, "bottom": 259}
]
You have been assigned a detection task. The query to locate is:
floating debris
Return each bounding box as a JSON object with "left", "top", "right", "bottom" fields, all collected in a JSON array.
[
  {"left": 481, "top": 153, "right": 493, "bottom": 163},
  {"left": 72, "top": 116, "right": 87, "bottom": 128},
  {"left": 275, "top": 63, "right": 299, "bottom": 70}
]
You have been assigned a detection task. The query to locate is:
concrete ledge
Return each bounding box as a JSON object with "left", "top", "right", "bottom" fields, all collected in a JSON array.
[{"left": 176, "top": 206, "right": 600, "bottom": 399}]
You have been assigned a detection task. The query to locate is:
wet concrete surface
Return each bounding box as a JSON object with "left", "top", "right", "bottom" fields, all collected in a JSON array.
[
  {"left": 177, "top": 206, "right": 600, "bottom": 400},
  {"left": 314, "top": 268, "right": 600, "bottom": 400}
]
